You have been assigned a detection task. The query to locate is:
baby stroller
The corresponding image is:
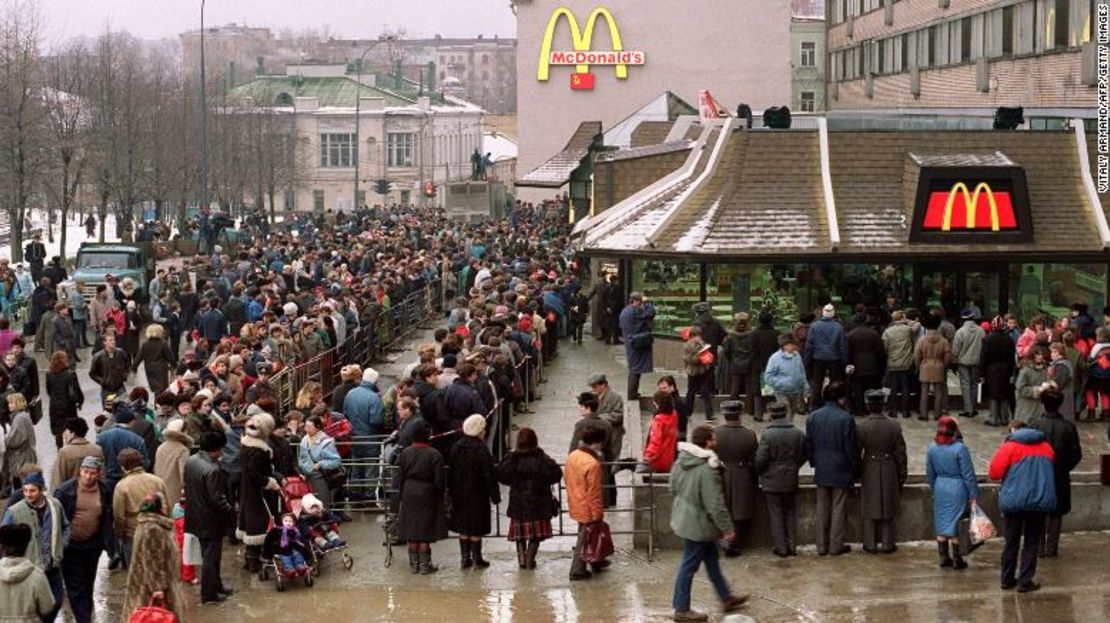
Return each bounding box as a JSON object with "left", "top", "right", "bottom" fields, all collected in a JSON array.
[
  {"left": 258, "top": 475, "right": 319, "bottom": 590},
  {"left": 298, "top": 492, "right": 355, "bottom": 572}
]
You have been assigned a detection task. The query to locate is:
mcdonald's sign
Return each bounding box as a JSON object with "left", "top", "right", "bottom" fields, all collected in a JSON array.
[
  {"left": 910, "top": 166, "right": 1032, "bottom": 243},
  {"left": 537, "top": 7, "right": 645, "bottom": 90}
]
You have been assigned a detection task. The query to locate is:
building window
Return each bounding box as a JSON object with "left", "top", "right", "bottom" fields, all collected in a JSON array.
[
  {"left": 800, "top": 41, "right": 816, "bottom": 67},
  {"left": 313, "top": 190, "right": 324, "bottom": 212},
  {"left": 319, "top": 133, "right": 353, "bottom": 168},
  {"left": 482, "top": 70, "right": 490, "bottom": 81},
  {"left": 387, "top": 132, "right": 415, "bottom": 167},
  {"left": 1002, "top": 5, "right": 1015, "bottom": 56},
  {"left": 283, "top": 190, "right": 295, "bottom": 212},
  {"left": 482, "top": 54, "right": 489, "bottom": 64},
  {"left": 960, "top": 16, "right": 973, "bottom": 62},
  {"left": 800, "top": 91, "right": 816, "bottom": 112}
]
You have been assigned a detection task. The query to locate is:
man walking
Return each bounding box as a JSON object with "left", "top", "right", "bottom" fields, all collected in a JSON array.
[
  {"left": 856, "top": 390, "right": 908, "bottom": 553},
  {"left": 111, "top": 449, "right": 166, "bottom": 567},
  {"left": 713, "top": 401, "right": 757, "bottom": 557},
  {"left": 951, "top": 309, "right": 985, "bottom": 418},
  {"left": 89, "top": 333, "right": 129, "bottom": 406},
  {"left": 669, "top": 425, "right": 749, "bottom": 621},
  {"left": 184, "top": 432, "right": 236, "bottom": 604},
  {"left": 54, "top": 457, "right": 113, "bottom": 623},
  {"left": 51, "top": 418, "right": 104, "bottom": 488},
  {"left": 1, "top": 469, "right": 67, "bottom": 622},
  {"left": 588, "top": 374, "right": 625, "bottom": 464},
  {"left": 806, "top": 382, "right": 858, "bottom": 556},
  {"left": 24, "top": 232, "right": 46, "bottom": 285},
  {"left": 988, "top": 421, "right": 1056, "bottom": 592},
  {"left": 620, "top": 292, "right": 655, "bottom": 400},
  {"left": 754, "top": 402, "right": 807, "bottom": 557},
  {"left": 565, "top": 424, "right": 608, "bottom": 581}
]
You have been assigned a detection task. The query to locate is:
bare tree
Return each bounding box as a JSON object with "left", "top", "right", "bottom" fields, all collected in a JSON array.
[
  {"left": 0, "top": 0, "right": 47, "bottom": 261},
  {"left": 41, "top": 42, "right": 90, "bottom": 261}
]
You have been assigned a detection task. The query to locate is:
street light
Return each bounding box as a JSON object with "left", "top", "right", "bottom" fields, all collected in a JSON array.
[
  {"left": 353, "top": 36, "right": 395, "bottom": 211},
  {"left": 198, "top": 0, "right": 209, "bottom": 210}
]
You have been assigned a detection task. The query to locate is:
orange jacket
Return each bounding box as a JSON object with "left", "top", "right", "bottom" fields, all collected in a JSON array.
[{"left": 564, "top": 447, "right": 604, "bottom": 523}]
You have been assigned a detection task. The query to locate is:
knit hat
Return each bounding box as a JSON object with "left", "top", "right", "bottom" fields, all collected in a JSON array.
[
  {"left": 302, "top": 493, "right": 324, "bottom": 514},
  {"left": 247, "top": 412, "right": 275, "bottom": 439},
  {"left": 822, "top": 304, "right": 835, "bottom": 318},
  {"left": 362, "top": 368, "right": 380, "bottom": 385},
  {"left": 462, "top": 413, "right": 486, "bottom": 437},
  {"left": 22, "top": 471, "right": 46, "bottom": 489},
  {"left": 80, "top": 456, "right": 103, "bottom": 471}
]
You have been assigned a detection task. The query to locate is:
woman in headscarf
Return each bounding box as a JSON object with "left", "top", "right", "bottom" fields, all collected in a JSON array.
[
  {"left": 925, "top": 416, "right": 980, "bottom": 570},
  {"left": 122, "top": 492, "right": 188, "bottom": 622},
  {"left": 238, "top": 410, "right": 280, "bottom": 573},
  {"left": 122, "top": 300, "right": 143, "bottom": 362},
  {"left": 133, "top": 324, "right": 175, "bottom": 398}
]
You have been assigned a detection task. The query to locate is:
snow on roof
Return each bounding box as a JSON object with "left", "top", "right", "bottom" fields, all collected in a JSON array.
[{"left": 484, "top": 132, "right": 517, "bottom": 162}]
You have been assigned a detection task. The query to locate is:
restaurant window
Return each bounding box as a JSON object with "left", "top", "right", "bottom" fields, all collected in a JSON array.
[
  {"left": 1009, "top": 263, "right": 1108, "bottom": 324},
  {"left": 801, "top": 41, "right": 816, "bottom": 67},
  {"left": 813, "top": 263, "right": 913, "bottom": 321},
  {"left": 704, "top": 263, "right": 816, "bottom": 331},
  {"left": 631, "top": 259, "right": 703, "bottom": 336}
]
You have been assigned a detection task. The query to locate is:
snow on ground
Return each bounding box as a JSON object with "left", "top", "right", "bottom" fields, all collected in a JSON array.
[{"left": 0, "top": 214, "right": 122, "bottom": 263}]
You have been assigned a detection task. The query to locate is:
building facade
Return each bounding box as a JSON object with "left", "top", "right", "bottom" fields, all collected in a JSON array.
[
  {"left": 514, "top": 0, "right": 793, "bottom": 178},
  {"left": 792, "top": 1, "right": 828, "bottom": 113},
  {"left": 826, "top": 0, "right": 1096, "bottom": 126},
  {"left": 227, "top": 64, "right": 484, "bottom": 212}
]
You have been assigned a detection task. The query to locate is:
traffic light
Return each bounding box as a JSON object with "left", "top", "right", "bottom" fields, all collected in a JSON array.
[
  {"left": 424, "top": 181, "right": 436, "bottom": 198},
  {"left": 374, "top": 179, "right": 390, "bottom": 195}
]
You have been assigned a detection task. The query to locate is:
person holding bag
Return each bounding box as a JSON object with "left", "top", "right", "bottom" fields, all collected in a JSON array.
[
  {"left": 297, "top": 415, "right": 343, "bottom": 507},
  {"left": 497, "top": 427, "right": 563, "bottom": 570},
  {"left": 926, "top": 417, "right": 979, "bottom": 570}
]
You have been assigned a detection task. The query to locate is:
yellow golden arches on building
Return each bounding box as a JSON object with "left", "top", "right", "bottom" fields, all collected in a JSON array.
[{"left": 941, "top": 182, "right": 1001, "bottom": 232}]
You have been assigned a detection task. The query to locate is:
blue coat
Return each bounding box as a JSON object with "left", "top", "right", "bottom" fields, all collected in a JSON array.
[
  {"left": 989, "top": 428, "right": 1057, "bottom": 515},
  {"left": 343, "top": 381, "right": 384, "bottom": 437},
  {"left": 764, "top": 350, "right": 808, "bottom": 394},
  {"left": 926, "top": 441, "right": 980, "bottom": 537},
  {"left": 804, "top": 316, "right": 849, "bottom": 364},
  {"left": 805, "top": 402, "right": 858, "bottom": 489},
  {"left": 96, "top": 425, "right": 148, "bottom": 484},
  {"left": 620, "top": 302, "right": 655, "bottom": 375}
]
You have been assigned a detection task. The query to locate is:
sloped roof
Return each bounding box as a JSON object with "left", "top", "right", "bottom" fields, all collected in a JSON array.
[
  {"left": 229, "top": 75, "right": 414, "bottom": 108},
  {"left": 597, "top": 141, "right": 691, "bottom": 163},
  {"left": 604, "top": 92, "right": 698, "bottom": 149},
  {"left": 516, "top": 121, "right": 602, "bottom": 188}
]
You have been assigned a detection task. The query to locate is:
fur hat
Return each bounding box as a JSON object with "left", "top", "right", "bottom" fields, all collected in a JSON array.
[
  {"left": 463, "top": 413, "right": 487, "bottom": 437},
  {"left": 362, "top": 368, "right": 380, "bottom": 385},
  {"left": 302, "top": 493, "right": 324, "bottom": 514},
  {"left": 165, "top": 419, "right": 185, "bottom": 434},
  {"left": 247, "top": 412, "right": 275, "bottom": 438}
]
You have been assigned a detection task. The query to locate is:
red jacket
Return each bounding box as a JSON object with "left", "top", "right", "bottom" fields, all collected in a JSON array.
[{"left": 643, "top": 411, "right": 678, "bottom": 472}]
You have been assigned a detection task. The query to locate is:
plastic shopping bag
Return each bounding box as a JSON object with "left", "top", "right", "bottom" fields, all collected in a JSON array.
[{"left": 968, "top": 503, "right": 996, "bottom": 544}]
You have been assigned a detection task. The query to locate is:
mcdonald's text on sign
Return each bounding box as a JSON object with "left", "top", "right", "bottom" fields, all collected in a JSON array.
[
  {"left": 921, "top": 182, "right": 1017, "bottom": 232},
  {"left": 538, "top": 6, "right": 645, "bottom": 90}
]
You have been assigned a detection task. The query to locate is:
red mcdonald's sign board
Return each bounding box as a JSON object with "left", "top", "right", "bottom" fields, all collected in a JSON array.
[
  {"left": 921, "top": 182, "right": 1018, "bottom": 231},
  {"left": 909, "top": 165, "right": 1032, "bottom": 244}
]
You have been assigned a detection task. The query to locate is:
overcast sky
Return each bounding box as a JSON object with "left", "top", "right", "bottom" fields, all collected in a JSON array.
[{"left": 39, "top": 0, "right": 517, "bottom": 45}]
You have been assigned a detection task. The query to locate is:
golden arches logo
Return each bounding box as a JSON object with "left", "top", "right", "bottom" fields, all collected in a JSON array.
[
  {"left": 941, "top": 182, "right": 1000, "bottom": 232},
  {"left": 537, "top": 7, "right": 631, "bottom": 81}
]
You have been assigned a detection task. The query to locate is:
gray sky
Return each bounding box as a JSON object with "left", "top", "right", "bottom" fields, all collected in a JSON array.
[{"left": 40, "top": 0, "right": 517, "bottom": 44}]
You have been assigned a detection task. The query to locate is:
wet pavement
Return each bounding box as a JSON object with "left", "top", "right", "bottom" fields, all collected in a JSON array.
[{"left": 18, "top": 334, "right": 1110, "bottom": 621}]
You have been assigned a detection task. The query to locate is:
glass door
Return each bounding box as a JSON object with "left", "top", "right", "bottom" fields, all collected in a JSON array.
[
  {"left": 963, "top": 269, "right": 1003, "bottom": 320},
  {"left": 915, "top": 264, "right": 960, "bottom": 320}
]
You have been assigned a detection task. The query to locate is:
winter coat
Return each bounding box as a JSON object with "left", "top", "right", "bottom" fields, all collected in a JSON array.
[
  {"left": 722, "top": 330, "right": 753, "bottom": 375},
  {"left": 396, "top": 443, "right": 448, "bottom": 542},
  {"left": 683, "top": 337, "right": 710, "bottom": 377},
  {"left": 52, "top": 314, "right": 76, "bottom": 360},
  {"left": 183, "top": 451, "right": 233, "bottom": 539},
  {"left": 330, "top": 381, "right": 358, "bottom": 414},
  {"left": 754, "top": 419, "right": 807, "bottom": 493},
  {"left": 847, "top": 324, "right": 884, "bottom": 377},
  {"left": 856, "top": 414, "right": 908, "bottom": 520},
  {"left": 237, "top": 434, "right": 278, "bottom": 545},
  {"left": 914, "top": 331, "right": 951, "bottom": 383},
  {"left": 881, "top": 320, "right": 915, "bottom": 372},
  {"left": 122, "top": 513, "right": 186, "bottom": 623},
  {"left": 132, "top": 337, "right": 175, "bottom": 397},
  {"left": 0, "top": 557, "right": 54, "bottom": 623},
  {"left": 951, "top": 321, "right": 985, "bottom": 367},
  {"left": 595, "top": 389, "right": 625, "bottom": 461},
  {"left": 926, "top": 440, "right": 980, "bottom": 537},
  {"left": 1014, "top": 364, "right": 1049, "bottom": 422},
  {"left": 751, "top": 322, "right": 780, "bottom": 374},
  {"left": 620, "top": 302, "right": 656, "bottom": 375},
  {"left": 805, "top": 316, "right": 849, "bottom": 364},
  {"left": 669, "top": 443, "right": 733, "bottom": 542},
  {"left": 568, "top": 415, "right": 614, "bottom": 461},
  {"left": 805, "top": 402, "right": 859, "bottom": 489},
  {"left": 343, "top": 380, "right": 384, "bottom": 437},
  {"left": 763, "top": 349, "right": 808, "bottom": 394},
  {"left": 988, "top": 427, "right": 1057, "bottom": 515},
  {"left": 1, "top": 496, "right": 66, "bottom": 571},
  {"left": 45, "top": 369, "right": 83, "bottom": 437},
  {"left": 297, "top": 433, "right": 342, "bottom": 479},
  {"left": 153, "top": 430, "right": 193, "bottom": 510},
  {"left": 54, "top": 477, "right": 113, "bottom": 551},
  {"left": 50, "top": 439, "right": 103, "bottom": 488},
  {"left": 564, "top": 447, "right": 605, "bottom": 524},
  {"left": 112, "top": 468, "right": 167, "bottom": 539},
  {"left": 447, "top": 435, "right": 501, "bottom": 535},
  {"left": 443, "top": 378, "right": 488, "bottom": 430},
  {"left": 89, "top": 347, "right": 129, "bottom": 392},
  {"left": 497, "top": 447, "right": 562, "bottom": 521},
  {"left": 713, "top": 422, "right": 758, "bottom": 521},
  {"left": 96, "top": 424, "right": 146, "bottom": 484},
  {"left": 196, "top": 308, "right": 228, "bottom": 343},
  {"left": 642, "top": 411, "right": 679, "bottom": 473},
  {"left": 1029, "top": 412, "right": 1082, "bottom": 515},
  {"left": 3, "top": 412, "right": 37, "bottom": 483},
  {"left": 269, "top": 434, "right": 298, "bottom": 478},
  {"left": 1049, "top": 358, "right": 1075, "bottom": 420},
  {"left": 980, "top": 331, "right": 1017, "bottom": 400}
]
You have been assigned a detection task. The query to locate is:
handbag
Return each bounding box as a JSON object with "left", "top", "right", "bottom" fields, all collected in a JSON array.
[
  {"left": 27, "top": 398, "right": 43, "bottom": 425},
  {"left": 548, "top": 493, "right": 561, "bottom": 519},
  {"left": 630, "top": 332, "right": 654, "bottom": 351},
  {"left": 322, "top": 466, "right": 347, "bottom": 489},
  {"left": 580, "top": 521, "right": 614, "bottom": 564},
  {"left": 128, "top": 593, "right": 176, "bottom": 623}
]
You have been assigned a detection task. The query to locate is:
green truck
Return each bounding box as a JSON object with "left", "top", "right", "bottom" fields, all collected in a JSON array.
[{"left": 69, "top": 242, "right": 156, "bottom": 302}]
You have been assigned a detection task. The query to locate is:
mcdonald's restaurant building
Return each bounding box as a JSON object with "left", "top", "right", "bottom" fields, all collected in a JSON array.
[{"left": 575, "top": 118, "right": 1110, "bottom": 334}]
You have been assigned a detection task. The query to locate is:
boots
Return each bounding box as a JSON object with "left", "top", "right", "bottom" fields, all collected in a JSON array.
[
  {"left": 516, "top": 542, "right": 527, "bottom": 569},
  {"left": 408, "top": 547, "right": 420, "bottom": 574},
  {"left": 952, "top": 548, "right": 967, "bottom": 570},
  {"left": 938, "top": 541, "right": 953, "bottom": 568},
  {"left": 459, "top": 539, "right": 473, "bottom": 569},
  {"left": 525, "top": 540, "right": 540, "bottom": 570},
  {"left": 244, "top": 546, "right": 262, "bottom": 573},
  {"left": 418, "top": 550, "right": 438, "bottom": 575},
  {"left": 472, "top": 539, "right": 490, "bottom": 568}
]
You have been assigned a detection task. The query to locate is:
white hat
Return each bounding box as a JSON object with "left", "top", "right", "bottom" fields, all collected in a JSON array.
[
  {"left": 822, "top": 304, "right": 835, "bottom": 318},
  {"left": 462, "top": 413, "right": 486, "bottom": 437},
  {"left": 282, "top": 302, "right": 298, "bottom": 317},
  {"left": 301, "top": 493, "right": 324, "bottom": 513},
  {"left": 362, "top": 368, "right": 379, "bottom": 385},
  {"left": 165, "top": 418, "right": 185, "bottom": 434}
]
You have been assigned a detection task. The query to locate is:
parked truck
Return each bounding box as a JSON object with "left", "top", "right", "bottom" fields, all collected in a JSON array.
[{"left": 69, "top": 242, "right": 156, "bottom": 302}]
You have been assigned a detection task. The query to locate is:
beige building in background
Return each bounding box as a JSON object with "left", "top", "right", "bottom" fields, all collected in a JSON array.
[
  {"left": 793, "top": 0, "right": 828, "bottom": 113},
  {"left": 826, "top": 0, "right": 1096, "bottom": 127},
  {"left": 514, "top": 0, "right": 793, "bottom": 177}
]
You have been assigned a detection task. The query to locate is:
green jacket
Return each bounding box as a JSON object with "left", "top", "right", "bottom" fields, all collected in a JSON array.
[{"left": 669, "top": 442, "right": 733, "bottom": 542}]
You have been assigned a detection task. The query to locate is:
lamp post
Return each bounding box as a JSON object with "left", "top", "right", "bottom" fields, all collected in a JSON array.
[
  {"left": 198, "top": 0, "right": 209, "bottom": 210},
  {"left": 353, "top": 36, "right": 394, "bottom": 211}
]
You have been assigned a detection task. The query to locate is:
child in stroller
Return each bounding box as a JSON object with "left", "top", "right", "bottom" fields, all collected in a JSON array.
[
  {"left": 260, "top": 513, "right": 315, "bottom": 590},
  {"left": 298, "top": 493, "right": 347, "bottom": 550}
]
